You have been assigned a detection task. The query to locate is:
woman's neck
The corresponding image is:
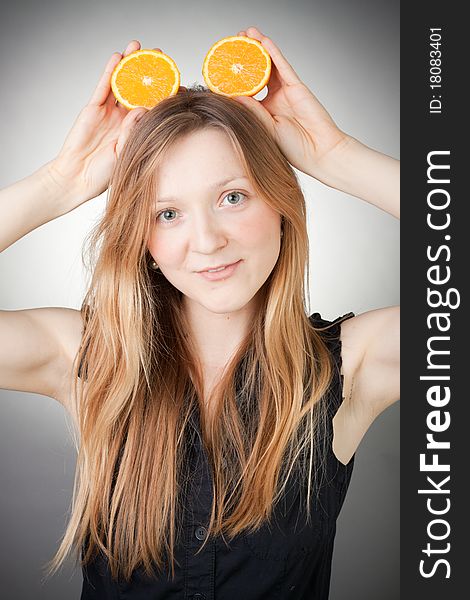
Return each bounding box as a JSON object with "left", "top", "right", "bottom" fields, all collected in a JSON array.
[{"left": 182, "top": 296, "right": 258, "bottom": 370}]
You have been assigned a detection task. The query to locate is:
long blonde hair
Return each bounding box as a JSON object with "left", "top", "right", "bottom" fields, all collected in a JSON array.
[{"left": 46, "top": 85, "right": 336, "bottom": 582}]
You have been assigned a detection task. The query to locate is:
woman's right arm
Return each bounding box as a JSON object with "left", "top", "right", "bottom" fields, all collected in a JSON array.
[
  {"left": 0, "top": 165, "right": 86, "bottom": 403},
  {"left": 0, "top": 39, "right": 150, "bottom": 405},
  {"left": 0, "top": 161, "right": 77, "bottom": 254}
]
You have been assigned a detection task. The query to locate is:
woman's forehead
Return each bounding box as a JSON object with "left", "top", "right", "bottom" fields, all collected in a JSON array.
[
  {"left": 155, "top": 131, "right": 250, "bottom": 196},
  {"left": 155, "top": 174, "right": 251, "bottom": 206}
]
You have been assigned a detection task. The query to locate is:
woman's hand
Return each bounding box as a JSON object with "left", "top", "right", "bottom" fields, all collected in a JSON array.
[
  {"left": 234, "top": 27, "right": 399, "bottom": 218},
  {"left": 233, "top": 27, "right": 350, "bottom": 185},
  {"left": 47, "top": 40, "right": 150, "bottom": 208}
]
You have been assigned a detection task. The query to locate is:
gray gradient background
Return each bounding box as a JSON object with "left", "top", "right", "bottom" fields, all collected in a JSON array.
[{"left": 0, "top": 0, "right": 399, "bottom": 598}]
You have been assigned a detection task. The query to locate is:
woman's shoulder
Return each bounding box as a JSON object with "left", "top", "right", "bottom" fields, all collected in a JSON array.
[
  {"left": 308, "top": 311, "right": 356, "bottom": 359},
  {"left": 308, "top": 310, "right": 362, "bottom": 400},
  {"left": 308, "top": 310, "right": 356, "bottom": 331},
  {"left": 49, "top": 307, "right": 84, "bottom": 408},
  {"left": 309, "top": 311, "right": 366, "bottom": 465}
]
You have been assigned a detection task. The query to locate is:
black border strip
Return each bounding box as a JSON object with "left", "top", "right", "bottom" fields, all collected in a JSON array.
[{"left": 401, "top": 3, "right": 466, "bottom": 598}]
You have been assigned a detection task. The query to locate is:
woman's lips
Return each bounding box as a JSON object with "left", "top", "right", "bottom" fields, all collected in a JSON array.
[{"left": 197, "top": 260, "right": 242, "bottom": 281}]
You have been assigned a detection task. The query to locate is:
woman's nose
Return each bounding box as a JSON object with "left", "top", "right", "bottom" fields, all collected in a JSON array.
[{"left": 190, "top": 215, "right": 228, "bottom": 253}]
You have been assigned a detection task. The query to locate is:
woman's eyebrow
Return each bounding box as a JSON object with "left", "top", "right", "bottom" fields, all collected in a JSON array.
[{"left": 156, "top": 175, "right": 250, "bottom": 204}]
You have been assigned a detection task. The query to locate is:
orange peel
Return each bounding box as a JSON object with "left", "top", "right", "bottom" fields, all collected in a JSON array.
[
  {"left": 202, "top": 35, "right": 271, "bottom": 97},
  {"left": 111, "top": 49, "right": 180, "bottom": 109}
]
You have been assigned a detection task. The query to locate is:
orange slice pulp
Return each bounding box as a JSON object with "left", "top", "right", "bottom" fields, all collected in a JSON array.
[
  {"left": 111, "top": 49, "right": 180, "bottom": 110},
  {"left": 202, "top": 35, "right": 271, "bottom": 97}
]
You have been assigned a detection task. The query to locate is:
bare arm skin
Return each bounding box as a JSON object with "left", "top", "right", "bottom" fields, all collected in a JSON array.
[
  {"left": 232, "top": 27, "right": 400, "bottom": 463},
  {"left": 334, "top": 306, "right": 400, "bottom": 465},
  {"left": 0, "top": 163, "right": 85, "bottom": 407},
  {"left": 0, "top": 307, "right": 83, "bottom": 405},
  {"left": 0, "top": 40, "right": 150, "bottom": 408}
]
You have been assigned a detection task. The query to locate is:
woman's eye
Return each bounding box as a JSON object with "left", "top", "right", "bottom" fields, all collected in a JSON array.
[
  {"left": 156, "top": 209, "right": 178, "bottom": 224},
  {"left": 156, "top": 192, "right": 246, "bottom": 224},
  {"left": 222, "top": 191, "right": 247, "bottom": 206}
]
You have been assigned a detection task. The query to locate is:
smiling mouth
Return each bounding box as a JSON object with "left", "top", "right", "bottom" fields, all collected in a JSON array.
[
  {"left": 197, "top": 260, "right": 240, "bottom": 273},
  {"left": 197, "top": 260, "right": 242, "bottom": 281}
]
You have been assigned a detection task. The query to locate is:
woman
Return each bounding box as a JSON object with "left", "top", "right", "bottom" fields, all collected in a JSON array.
[{"left": 0, "top": 28, "right": 399, "bottom": 599}]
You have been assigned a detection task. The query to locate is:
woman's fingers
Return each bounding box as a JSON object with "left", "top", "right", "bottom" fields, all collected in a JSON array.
[
  {"left": 244, "top": 26, "right": 301, "bottom": 87},
  {"left": 112, "top": 40, "right": 142, "bottom": 108},
  {"left": 123, "top": 39, "right": 141, "bottom": 56},
  {"left": 88, "top": 52, "right": 123, "bottom": 106},
  {"left": 89, "top": 40, "right": 142, "bottom": 107},
  {"left": 111, "top": 44, "right": 163, "bottom": 109},
  {"left": 233, "top": 94, "right": 276, "bottom": 139},
  {"left": 115, "top": 107, "right": 147, "bottom": 157}
]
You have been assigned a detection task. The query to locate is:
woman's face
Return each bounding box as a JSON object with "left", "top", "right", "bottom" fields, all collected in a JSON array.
[{"left": 147, "top": 128, "right": 282, "bottom": 315}]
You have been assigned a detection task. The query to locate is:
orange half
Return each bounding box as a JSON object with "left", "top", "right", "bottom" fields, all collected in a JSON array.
[
  {"left": 202, "top": 36, "right": 271, "bottom": 97},
  {"left": 111, "top": 49, "right": 180, "bottom": 110}
]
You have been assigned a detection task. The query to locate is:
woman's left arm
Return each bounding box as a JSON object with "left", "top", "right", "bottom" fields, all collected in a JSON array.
[
  {"left": 312, "top": 138, "right": 400, "bottom": 219},
  {"left": 233, "top": 27, "right": 399, "bottom": 220},
  {"left": 235, "top": 27, "right": 400, "bottom": 419}
]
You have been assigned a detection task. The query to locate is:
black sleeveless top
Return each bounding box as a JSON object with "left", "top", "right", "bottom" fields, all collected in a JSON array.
[{"left": 80, "top": 311, "right": 356, "bottom": 600}]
